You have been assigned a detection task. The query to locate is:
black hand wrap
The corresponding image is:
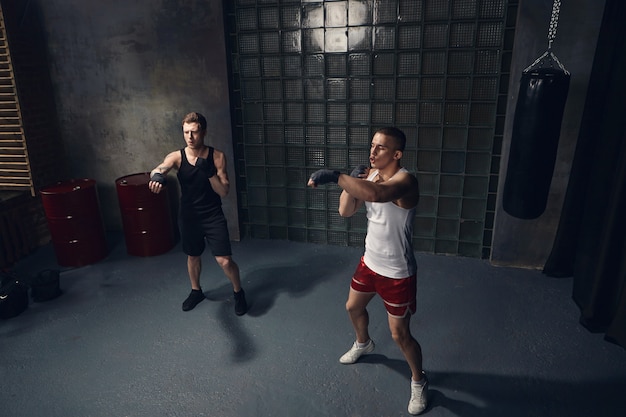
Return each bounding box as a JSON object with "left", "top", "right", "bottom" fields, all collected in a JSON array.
[
  {"left": 350, "top": 165, "right": 368, "bottom": 178},
  {"left": 309, "top": 169, "right": 340, "bottom": 186},
  {"left": 150, "top": 172, "right": 167, "bottom": 185},
  {"left": 196, "top": 157, "right": 217, "bottom": 178}
]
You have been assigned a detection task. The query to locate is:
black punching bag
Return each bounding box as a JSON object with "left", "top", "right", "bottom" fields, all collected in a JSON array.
[{"left": 503, "top": 67, "right": 570, "bottom": 219}]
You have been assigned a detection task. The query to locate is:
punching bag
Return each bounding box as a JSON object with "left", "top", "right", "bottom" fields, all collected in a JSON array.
[{"left": 503, "top": 67, "right": 570, "bottom": 219}]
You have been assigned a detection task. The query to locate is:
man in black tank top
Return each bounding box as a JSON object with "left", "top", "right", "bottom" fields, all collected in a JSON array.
[{"left": 148, "top": 112, "right": 247, "bottom": 316}]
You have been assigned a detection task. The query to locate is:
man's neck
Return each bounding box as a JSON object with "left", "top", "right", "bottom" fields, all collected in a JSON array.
[
  {"left": 377, "top": 164, "right": 402, "bottom": 181},
  {"left": 186, "top": 144, "right": 206, "bottom": 157}
]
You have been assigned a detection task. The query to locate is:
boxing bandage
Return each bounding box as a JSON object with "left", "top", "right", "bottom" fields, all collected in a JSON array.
[
  {"left": 150, "top": 172, "right": 167, "bottom": 185},
  {"left": 309, "top": 169, "right": 340, "bottom": 186},
  {"left": 350, "top": 165, "right": 368, "bottom": 178},
  {"left": 196, "top": 157, "right": 217, "bottom": 178}
]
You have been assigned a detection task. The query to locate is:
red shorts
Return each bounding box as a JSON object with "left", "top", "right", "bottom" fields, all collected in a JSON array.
[{"left": 351, "top": 257, "right": 417, "bottom": 318}]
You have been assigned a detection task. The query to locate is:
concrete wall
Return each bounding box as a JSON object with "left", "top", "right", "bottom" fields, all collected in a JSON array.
[
  {"left": 36, "top": 0, "right": 239, "bottom": 240},
  {"left": 491, "top": 0, "right": 605, "bottom": 268}
]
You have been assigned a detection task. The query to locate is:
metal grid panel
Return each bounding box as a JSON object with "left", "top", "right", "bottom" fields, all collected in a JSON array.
[
  {"left": 239, "top": 33, "right": 259, "bottom": 54},
  {"left": 397, "top": 78, "right": 420, "bottom": 99},
  {"left": 397, "top": 52, "right": 420, "bottom": 75},
  {"left": 399, "top": 0, "right": 423, "bottom": 23},
  {"left": 424, "top": 0, "right": 450, "bottom": 21},
  {"left": 349, "top": 148, "right": 370, "bottom": 166},
  {"left": 281, "top": 30, "right": 301, "bottom": 53},
  {"left": 374, "top": 0, "right": 399, "bottom": 24},
  {"left": 285, "top": 125, "right": 304, "bottom": 145},
  {"left": 422, "top": 51, "right": 446, "bottom": 75},
  {"left": 262, "top": 56, "right": 281, "bottom": 76},
  {"left": 421, "top": 77, "right": 445, "bottom": 100},
  {"left": 227, "top": 0, "right": 516, "bottom": 258},
  {"left": 446, "top": 77, "right": 471, "bottom": 100},
  {"left": 288, "top": 227, "right": 307, "bottom": 242},
  {"left": 373, "top": 53, "right": 395, "bottom": 75},
  {"left": 263, "top": 102, "right": 283, "bottom": 122},
  {"left": 286, "top": 168, "right": 307, "bottom": 187},
  {"left": 267, "top": 167, "right": 286, "bottom": 186},
  {"left": 283, "top": 79, "right": 303, "bottom": 100},
  {"left": 263, "top": 79, "right": 282, "bottom": 100},
  {"left": 247, "top": 186, "right": 267, "bottom": 206},
  {"left": 305, "top": 146, "right": 326, "bottom": 167},
  {"left": 237, "top": 8, "right": 257, "bottom": 31},
  {"left": 306, "top": 103, "right": 326, "bottom": 123},
  {"left": 282, "top": 54, "right": 302, "bottom": 76},
  {"left": 327, "top": 102, "right": 347, "bottom": 123},
  {"left": 373, "top": 78, "right": 395, "bottom": 100},
  {"left": 285, "top": 102, "right": 304, "bottom": 123},
  {"left": 287, "top": 188, "right": 306, "bottom": 209},
  {"left": 265, "top": 145, "right": 285, "bottom": 165},
  {"left": 258, "top": 6, "right": 279, "bottom": 29},
  {"left": 396, "top": 103, "right": 417, "bottom": 124},
  {"left": 265, "top": 125, "right": 284, "bottom": 144},
  {"left": 327, "top": 126, "right": 347, "bottom": 145},
  {"left": 326, "top": 54, "right": 347, "bottom": 77},
  {"left": 327, "top": 147, "right": 348, "bottom": 167},
  {"left": 260, "top": 32, "right": 280, "bottom": 53},
  {"left": 305, "top": 79, "right": 325, "bottom": 100},
  {"left": 348, "top": 26, "right": 372, "bottom": 50},
  {"left": 398, "top": 25, "right": 422, "bottom": 49},
  {"left": 288, "top": 207, "right": 306, "bottom": 225},
  {"left": 349, "top": 126, "right": 371, "bottom": 146},
  {"left": 423, "top": 24, "right": 448, "bottom": 48},
  {"left": 452, "top": 0, "right": 477, "bottom": 19},
  {"left": 371, "top": 102, "right": 393, "bottom": 125},
  {"left": 450, "top": 23, "right": 476, "bottom": 48},
  {"left": 326, "top": 78, "right": 347, "bottom": 100},
  {"left": 373, "top": 26, "right": 396, "bottom": 50},
  {"left": 239, "top": 56, "right": 260, "bottom": 77},
  {"left": 348, "top": 78, "right": 370, "bottom": 99},
  {"left": 348, "top": 53, "right": 371, "bottom": 76},
  {"left": 280, "top": 5, "right": 301, "bottom": 29},
  {"left": 305, "top": 125, "right": 325, "bottom": 145}
]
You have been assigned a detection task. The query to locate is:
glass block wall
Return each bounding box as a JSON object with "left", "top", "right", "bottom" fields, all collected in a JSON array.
[{"left": 224, "top": 0, "right": 518, "bottom": 258}]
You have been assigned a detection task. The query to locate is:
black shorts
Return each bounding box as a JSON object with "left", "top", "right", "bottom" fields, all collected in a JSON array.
[{"left": 179, "top": 209, "right": 232, "bottom": 257}]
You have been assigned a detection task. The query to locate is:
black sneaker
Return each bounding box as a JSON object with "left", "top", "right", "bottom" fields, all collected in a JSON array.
[
  {"left": 182, "top": 289, "right": 205, "bottom": 311},
  {"left": 234, "top": 289, "right": 247, "bottom": 316}
]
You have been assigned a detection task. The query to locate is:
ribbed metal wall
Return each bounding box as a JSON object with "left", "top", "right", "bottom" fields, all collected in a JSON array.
[{"left": 224, "top": 0, "right": 517, "bottom": 258}]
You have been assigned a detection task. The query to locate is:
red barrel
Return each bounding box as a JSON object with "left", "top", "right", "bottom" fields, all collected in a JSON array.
[
  {"left": 40, "top": 179, "right": 108, "bottom": 267},
  {"left": 115, "top": 172, "right": 175, "bottom": 257}
]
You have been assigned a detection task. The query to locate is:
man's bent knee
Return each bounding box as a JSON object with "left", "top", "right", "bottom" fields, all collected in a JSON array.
[{"left": 215, "top": 255, "right": 234, "bottom": 270}]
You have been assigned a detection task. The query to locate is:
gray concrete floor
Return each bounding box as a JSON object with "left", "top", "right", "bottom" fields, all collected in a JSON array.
[{"left": 1, "top": 234, "right": 625, "bottom": 417}]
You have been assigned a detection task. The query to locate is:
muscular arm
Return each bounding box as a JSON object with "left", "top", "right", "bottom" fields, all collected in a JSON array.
[
  {"left": 337, "top": 171, "right": 419, "bottom": 217},
  {"left": 209, "top": 149, "right": 230, "bottom": 197},
  {"left": 148, "top": 151, "right": 180, "bottom": 194},
  {"left": 339, "top": 189, "right": 365, "bottom": 217}
]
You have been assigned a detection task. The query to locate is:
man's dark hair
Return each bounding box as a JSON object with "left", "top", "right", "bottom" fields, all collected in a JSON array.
[
  {"left": 182, "top": 112, "right": 207, "bottom": 131},
  {"left": 375, "top": 127, "right": 407, "bottom": 151}
]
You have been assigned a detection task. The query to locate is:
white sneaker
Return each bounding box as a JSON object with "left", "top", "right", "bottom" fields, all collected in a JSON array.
[
  {"left": 408, "top": 373, "right": 428, "bottom": 415},
  {"left": 339, "top": 339, "right": 375, "bottom": 364}
]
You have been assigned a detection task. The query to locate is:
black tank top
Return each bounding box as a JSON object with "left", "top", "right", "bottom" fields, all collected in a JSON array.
[{"left": 177, "top": 147, "right": 222, "bottom": 217}]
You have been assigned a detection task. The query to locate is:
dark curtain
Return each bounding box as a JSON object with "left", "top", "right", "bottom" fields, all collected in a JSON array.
[{"left": 543, "top": 0, "right": 626, "bottom": 349}]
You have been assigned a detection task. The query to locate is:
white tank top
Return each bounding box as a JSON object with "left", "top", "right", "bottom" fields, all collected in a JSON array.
[{"left": 363, "top": 168, "right": 417, "bottom": 278}]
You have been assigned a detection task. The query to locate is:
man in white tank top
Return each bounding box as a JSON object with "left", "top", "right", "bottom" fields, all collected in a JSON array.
[{"left": 308, "top": 127, "right": 428, "bottom": 415}]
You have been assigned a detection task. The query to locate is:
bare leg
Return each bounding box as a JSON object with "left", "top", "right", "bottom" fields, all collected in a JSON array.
[
  {"left": 182, "top": 255, "right": 206, "bottom": 311},
  {"left": 345, "top": 289, "right": 376, "bottom": 343},
  {"left": 388, "top": 314, "right": 424, "bottom": 381},
  {"left": 187, "top": 255, "right": 202, "bottom": 290},
  {"left": 215, "top": 255, "right": 242, "bottom": 292}
]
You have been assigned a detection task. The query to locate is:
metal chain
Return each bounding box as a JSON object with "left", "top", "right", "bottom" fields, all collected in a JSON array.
[
  {"left": 548, "top": 0, "right": 562, "bottom": 49},
  {"left": 524, "top": 0, "right": 569, "bottom": 74}
]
